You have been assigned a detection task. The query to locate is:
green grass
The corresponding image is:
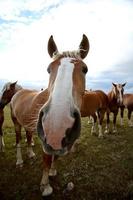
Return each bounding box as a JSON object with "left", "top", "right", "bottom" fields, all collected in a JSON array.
[{"left": 0, "top": 106, "right": 133, "bottom": 200}]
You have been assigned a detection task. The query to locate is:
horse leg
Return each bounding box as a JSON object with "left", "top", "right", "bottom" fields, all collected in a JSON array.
[
  {"left": 120, "top": 106, "right": 124, "bottom": 126},
  {"left": 0, "top": 109, "right": 4, "bottom": 152},
  {"left": 128, "top": 110, "right": 133, "bottom": 127},
  {"left": 49, "top": 155, "right": 58, "bottom": 176},
  {"left": 25, "top": 137, "right": 35, "bottom": 146},
  {"left": 0, "top": 127, "right": 4, "bottom": 152},
  {"left": 97, "top": 110, "right": 105, "bottom": 138},
  {"left": 112, "top": 112, "right": 118, "bottom": 133},
  {"left": 26, "top": 130, "right": 35, "bottom": 159},
  {"left": 12, "top": 115, "right": 23, "bottom": 167},
  {"left": 104, "top": 111, "right": 110, "bottom": 134},
  {"left": 88, "top": 116, "right": 93, "bottom": 124},
  {"left": 40, "top": 153, "right": 53, "bottom": 196},
  {"left": 91, "top": 114, "right": 97, "bottom": 135}
]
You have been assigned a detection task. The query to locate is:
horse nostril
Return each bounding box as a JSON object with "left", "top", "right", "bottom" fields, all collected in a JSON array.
[
  {"left": 62, "top": 136, "right": 69, "bottom": 148},
  {"left": 61, "top": 110, "right": 81, "bottom": 149},
  {"left": 37, "top": 110, "right": 45, "bottom": 140}
]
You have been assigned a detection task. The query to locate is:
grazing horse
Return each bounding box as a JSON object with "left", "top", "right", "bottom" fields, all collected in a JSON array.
[
  {"left": 81, "top": 90, "right": 108, "bottom": 138},
  {"left": 0, "top": 81, "right": 22, "bottom": 151},
  {"left": 120, "top": 93, "right": 133, "bottom": 127},
  {"left": 10, "top": 34, "right": 90, "bottom": 196},
  {"left": 105, "top": 83, "right": 126, "bottom": 133}
]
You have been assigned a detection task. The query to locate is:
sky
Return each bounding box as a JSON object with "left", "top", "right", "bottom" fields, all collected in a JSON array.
[{"left": 0, "top": 0, "right": 133, "bottom": 92}]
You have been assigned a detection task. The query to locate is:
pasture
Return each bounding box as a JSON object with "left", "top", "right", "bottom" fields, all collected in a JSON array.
[{"left": 0, "top": 105, "right": 133, "bottom": 200}]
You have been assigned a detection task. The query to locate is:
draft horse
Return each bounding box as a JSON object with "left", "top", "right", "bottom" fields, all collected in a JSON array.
[
  {"left": 10, "top": 34, "right": 90, "bottom": 196},
  {"left": 120, "top": 93, "right": 133, "bottom": 127},
  {"left": 81, "top": 90, "right": 108, "bottom": 138},
  {"left": 0, "top": 82, "right": 22, "bottom": 151},
  {"left": 105, "top": 82, "right": 126, "bottom": 133}
]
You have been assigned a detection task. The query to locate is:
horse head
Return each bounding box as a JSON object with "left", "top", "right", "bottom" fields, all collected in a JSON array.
[
  {"left": 0, "top": 81, "right": 21, "bottom": 108},
  {"left": 37, "top": 34, "right": 90, "bottom": 155},
  {"left": 112, "top": 82, "right": 126, "bottom": 106}
]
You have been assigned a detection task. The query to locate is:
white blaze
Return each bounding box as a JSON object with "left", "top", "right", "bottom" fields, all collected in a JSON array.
[
  {"left": 48, "top": 57, "right": 75, "bottom": 129},
  {"left": 117, "top": 85, "right": 123, "bottom": 103}
]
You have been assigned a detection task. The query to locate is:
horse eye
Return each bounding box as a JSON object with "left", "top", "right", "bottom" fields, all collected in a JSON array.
[{"left": 82, "top": 66, "right": 88, "bottom": 74}]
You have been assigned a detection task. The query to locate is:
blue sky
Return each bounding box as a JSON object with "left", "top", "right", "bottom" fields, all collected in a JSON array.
[{"left": 0, "top": 0, "right": 133, "bottom": 92}]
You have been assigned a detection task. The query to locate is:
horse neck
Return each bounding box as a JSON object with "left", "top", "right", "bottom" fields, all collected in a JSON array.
[{"left": 35, "top": 89, "right": 49, "bottom": 106}]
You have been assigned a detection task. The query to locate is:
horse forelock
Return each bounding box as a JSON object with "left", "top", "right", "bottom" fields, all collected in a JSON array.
[{"left": 52, "top": 50, "right": 82, "bottom": 60}]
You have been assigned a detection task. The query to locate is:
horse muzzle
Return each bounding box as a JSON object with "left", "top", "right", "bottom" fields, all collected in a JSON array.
[{"left": 37, "top": 107, "right": 81, "bottom": 156}]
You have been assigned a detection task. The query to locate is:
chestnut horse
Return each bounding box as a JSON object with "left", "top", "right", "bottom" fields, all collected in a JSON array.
[
  {"left": 81, "top": 90, "right": 108, "bottom": 138},
  {"left": 0, "top": 82, "right": 22, "bottom": 151},
  {"left": 120, "top": 93, "right": 133, "bottom": 127},
  {"left": 105, "top": 83, "right": 126, "bottom": 133},
  {"left": 10, "top": 34, "right": 90, "bottom": 196}
]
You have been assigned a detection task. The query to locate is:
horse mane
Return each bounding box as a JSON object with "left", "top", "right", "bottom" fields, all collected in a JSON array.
[{"left": 52, "top": 50, "right": 82, "bottom": 60}]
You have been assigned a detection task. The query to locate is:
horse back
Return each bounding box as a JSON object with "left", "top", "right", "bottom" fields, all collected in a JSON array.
[
  {"left": 94, "top": 90, "right": 108, "bottom": 108},
  {"left": 123, "top": 94, "right": 133, "bottom": 110}
]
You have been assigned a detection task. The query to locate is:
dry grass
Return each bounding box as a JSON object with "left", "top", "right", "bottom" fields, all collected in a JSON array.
[{"left": 0, "top": 106, "right": 133, "bottom": 200}]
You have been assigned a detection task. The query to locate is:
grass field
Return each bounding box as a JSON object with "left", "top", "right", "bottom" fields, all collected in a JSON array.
[{"left": 0, "top": 106, "right": 133, "bottom": 200}]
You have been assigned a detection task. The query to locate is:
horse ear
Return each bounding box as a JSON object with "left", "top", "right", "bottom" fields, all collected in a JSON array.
[
  {"left": 112, "top": 82, "right": 116, "bottom": 87},
  {"left": 48, "top": 35, "right": 58, "bottom": 58},
  {"left": 79, "top": 34, "right": 90, "bottom": 59},
  {"left": 122, "top": 82, "right": 126, "bottom": 87},
  {"left": 10, "top": 81, "right": 17, "bottom": 88}
]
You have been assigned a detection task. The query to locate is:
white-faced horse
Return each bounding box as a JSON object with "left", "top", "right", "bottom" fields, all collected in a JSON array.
[
  {"left": 10, "top": 34, "right": 90, "bottom": 196},
  {"left": 105, "top": 83, "right": 126, "bottom": 133}
]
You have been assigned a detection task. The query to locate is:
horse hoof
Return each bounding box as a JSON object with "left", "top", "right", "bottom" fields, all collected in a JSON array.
[
  {"left": 0, "top": 147, "right": 5, "bottom": 152},
  {"left": 113, "top": 130, "right": 117, "bottom": 134},
  {"left": 28, "top": 152, "right": 36, "bottom": 159},
  {"left": 91, "top": 130, "right": 97, "bottom": 136},
  {"left": 49, "top": 169, "right": 57, "bottom": 176},
  {"left": 31, "top": 142, "right": 35, "bottom": 147},
  {"left": 98, "top": 135, "right": 104, "bottom": 139},
  {"left": 129, "top": 124, "right": 133, "bottom": 127},
  {"left": 16, "top": 162, "right": 23, "bottom": 168},
  {"left": 104, "top": 130, "right": 109, "bottom": 134},
  {"left": 40, "top": 184, "right": 53, "bottom": 196}
]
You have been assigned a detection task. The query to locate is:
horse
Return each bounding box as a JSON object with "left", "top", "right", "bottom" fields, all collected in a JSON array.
[
  {"left": 81, "top": 90, "right": 108, "bottom": 138},
  {"left": 0, "top": 81, "right": 22, "bottom": 152},
  {"left": 105, "top": 83, "right": 126, "bottom": 134},
  {"left": 10, "top": 34, "right": 90, "bottom": 196},
  {"left": 120, "top": 93, "right": 133, "bottom": 127}
]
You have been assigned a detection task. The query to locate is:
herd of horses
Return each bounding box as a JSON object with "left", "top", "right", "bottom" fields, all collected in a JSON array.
[{"left": 0, "top": 34, "right": 133, "bottom": 197}]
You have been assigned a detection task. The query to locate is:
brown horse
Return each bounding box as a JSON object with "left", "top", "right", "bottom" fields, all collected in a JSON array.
[
  {"left": 105, "top": 83, "right": 126, "bottom": 133},
  {"left": 120, "top": 93, "right": 133, "bottom": 127},
  {"left": 0, "top": 81, "right": 22, "bottom": 152},
  {"left": 81, "top": 90, "right": 108, "bottom": 138},
  {"left": 10, "top": 34, "right": 90, "bottom": 196}
]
